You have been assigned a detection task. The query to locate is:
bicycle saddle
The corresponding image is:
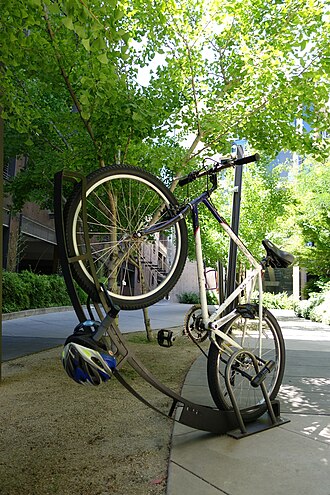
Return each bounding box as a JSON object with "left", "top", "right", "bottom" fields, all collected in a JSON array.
[{"left": 262, "top": 239, "right": 295, "bottom": 268}]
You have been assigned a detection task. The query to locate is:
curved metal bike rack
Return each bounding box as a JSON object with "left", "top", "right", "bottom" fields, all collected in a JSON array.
[{"left": 54, "top": 169, "right": 288, "bottom": 437}]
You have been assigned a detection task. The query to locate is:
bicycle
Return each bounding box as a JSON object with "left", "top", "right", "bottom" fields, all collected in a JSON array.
[{"left": 64, "top": 156, "right": 294, "bottom": 422}]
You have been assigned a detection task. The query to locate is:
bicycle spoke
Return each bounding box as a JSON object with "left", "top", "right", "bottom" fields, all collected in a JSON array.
[
  {"left": 208, "top": 310, "right": 283, "bottom": 421},
  {"left": 66, "top": 165, "right": 187, "bottom": 308}
]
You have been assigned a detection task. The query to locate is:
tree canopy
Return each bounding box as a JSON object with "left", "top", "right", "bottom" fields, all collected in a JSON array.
[
  {"left": 289, "top": 158, "right": 330, "bottom": 278},
  {"left": 1, "top": 0, "right": 330, "bottom": 271}
]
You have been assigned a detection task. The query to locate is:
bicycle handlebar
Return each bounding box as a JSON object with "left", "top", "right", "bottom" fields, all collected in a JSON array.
[
  {"left": 178, "top": 171, "right": 201, "bottom": 187},
  {"left": 234, "top": 153, "right": 260, "bottom": 166},
  {"left": 178, "top": 153, "right": 260, "bottom": 187}
]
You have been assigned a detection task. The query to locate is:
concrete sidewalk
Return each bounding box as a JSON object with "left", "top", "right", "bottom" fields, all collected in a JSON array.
[
  {"left": 167, "top": 310, "right": 330, "bottom": 495},
  {"left": 2, "top": 306, "right": 330, "bottom": 493}
]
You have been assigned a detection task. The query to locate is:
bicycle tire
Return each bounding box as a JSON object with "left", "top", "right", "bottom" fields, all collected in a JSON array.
[
  {"left": 207, "top": 308, "right": 285, "bottom": 422},
  {"left": 183, "top": 304, "right": 208, "bottom": 343},
  {"left": 64, "top": 165, "right": 188, "bottom": 310}
]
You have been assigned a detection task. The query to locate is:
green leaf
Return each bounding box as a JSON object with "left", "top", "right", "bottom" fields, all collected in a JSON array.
[
  {"left": 80, "top": 93, "right": 90, "bottom": 105},
  {"left": 121, "top": 51, "right": 130, "bottom": 61},
  {"left": 82, "top": 38, "right": 91, "bottom": 51},
  {"left": 62, "top": 16, "right": 74, "bottom": 31},
  {"left": 93, "top": 37, "right": 107, "bottom": 50},
  {"left": 122, "top": 33, "right": 131, "bottom": 45},
  {"left": 81, "top": 110, "right": 91, "bottom": 120},
  {"left": 75, "top": 25, "right": 86, "bottom": 39},
  {"left": 97, "top": 53, "right": 108, "bottom": 64},
  {"left": 114, "top": 8, "right": 125, "bottom": 22},
  {"left": 47, "top": 2, "right": 60, "bottom": 14}
]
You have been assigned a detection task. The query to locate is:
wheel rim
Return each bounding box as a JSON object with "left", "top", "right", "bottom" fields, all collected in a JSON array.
[{"left": 71, "top": 173, "right": 183, "bottom": 304}]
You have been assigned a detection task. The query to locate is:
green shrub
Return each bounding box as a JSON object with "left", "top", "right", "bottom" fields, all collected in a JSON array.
[
  {"left": 261, "top": 291, "right": 295, "bottom": 310},
  {"left": 308, "top": 291, "right": 330, "bottom": 325},
  {"left": 317, "top": 280, "right": 330, "bottom": 292},
  {"left": 251, "top": 291, "right": 295, "bottom": 310},
  {"left": 302, "top": 279, "right": 321, "bottom": 298},
  {"left": 19, "top": 270, "right": 53, "bottom": 309},
  {"left": 47, "top": 275, "right": 87, "bottom": 307},
  {"left": 177, "top": 291, "right": 219, "bottom": 305},
  {"left": 297, "top": 292, "right": 324, "bottom": 319},
  {"left": 2, "top": 272, "right": 30, "bottom": 313},
  {"left": 2, "top": 270, "right": 87, "bottom": 313},
  {"left": 293, "top": 299, "right": 310, "bottom": 318},
  {"left": 206, "top": 291, "right": 219, "bottom": 305},
  {"left": 294, "top": 287, "right": 330, "bottom": 325},
  {"left": 302, "top": 278, "right": 330, "bottom": 298},
  {"left": 177, "top": 292, "right": 200, "bottom": 304}
]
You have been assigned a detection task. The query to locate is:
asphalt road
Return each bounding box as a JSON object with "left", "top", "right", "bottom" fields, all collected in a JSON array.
[{"left": 1, "top": 300, "right": 192, "bottom": 361}]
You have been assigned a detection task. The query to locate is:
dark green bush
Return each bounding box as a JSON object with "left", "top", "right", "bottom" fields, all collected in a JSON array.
[
  {"left": 2, "top": 270, "right": 87, "bottom": 313},
  {"left": 177, "top": 292, "right": 200, "bottom": 304},
  {"left": 2, "top": 272, "right": 30, "bottom": 313},
  {"left": 177, "top": 291, "right": 218, "bottom": 305},
  {"left": 19, "top": 270, "right": 53, "bottom": 309},
  {"left": 302, "top": 278, "right": 330, "bottom": 298},
  {"left": 206, "top": 291, "right": 219, "bottom": 305}
]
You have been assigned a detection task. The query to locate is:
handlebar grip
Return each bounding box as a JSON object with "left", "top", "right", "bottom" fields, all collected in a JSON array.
[
  {"left": 178, "top": 170, "right": 200, "bottom": 187},
  {"left": 234, "top": 153, "right": 260, "bottom": 166},
  {"left": 178, "top": 175, "right": 192, "bottom": 187}
]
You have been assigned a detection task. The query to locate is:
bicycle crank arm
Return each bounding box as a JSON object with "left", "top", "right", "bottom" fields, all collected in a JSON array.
[{"left": 250, "top": 360, "right": 275, "bottom": 388}]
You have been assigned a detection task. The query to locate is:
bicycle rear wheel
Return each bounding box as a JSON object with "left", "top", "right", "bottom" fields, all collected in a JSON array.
[
  {"left": 64, "top": 165, "right": 188, "bottom": 310},
  {"left": 207, "top": 308, "right": 285, "bottom": 422}
]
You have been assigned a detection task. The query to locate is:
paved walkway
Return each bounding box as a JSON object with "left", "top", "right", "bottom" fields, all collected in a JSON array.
[
  {"left": 2, "top": 306, "right": 330, "bottom": 494},
  {"left": 1, "top": 300, "right": 191, "bottom": 361},
  {"left": 167, "top": 310, "right": 330, "bottom": 495}
]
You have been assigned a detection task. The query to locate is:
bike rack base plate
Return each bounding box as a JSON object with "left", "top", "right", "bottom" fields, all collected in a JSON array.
[{"left": 227, "top": 400, "right": 290, "bottom": 439}]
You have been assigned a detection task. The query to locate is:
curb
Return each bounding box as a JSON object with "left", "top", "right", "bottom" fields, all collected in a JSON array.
[{"left": 2, "top": 306, "right": 74, "bottom": 321}]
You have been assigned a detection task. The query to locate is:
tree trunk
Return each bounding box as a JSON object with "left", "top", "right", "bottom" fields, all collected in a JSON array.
[
  {"left": 142, "top": 306, "right": 153, "bottom": 342},
  {"left": 136, "top": 258, "right": 153, "bottom": 341},
  {"left": 7, "top": 214, "right": 20, "bottom": 272}
]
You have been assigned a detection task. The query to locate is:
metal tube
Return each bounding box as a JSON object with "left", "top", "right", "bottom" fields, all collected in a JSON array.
[
  {"left": 226, "top": 144, "right": 245, "bottom": 311},
  {"left": 0, "top": 112, "right": 3, "bottom": 381}
]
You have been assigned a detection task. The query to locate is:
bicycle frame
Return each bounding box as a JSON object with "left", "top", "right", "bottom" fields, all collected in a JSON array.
[
  {"left": 190, "top": 190, "right": 264, "bottom": 354},
  {"left": 143, "top": 186, "right": 265, "bottom": 355}
]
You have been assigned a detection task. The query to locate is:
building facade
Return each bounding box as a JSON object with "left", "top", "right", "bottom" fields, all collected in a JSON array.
[{"left": 3, "top": 157, "right": 57, "bottom": 273}]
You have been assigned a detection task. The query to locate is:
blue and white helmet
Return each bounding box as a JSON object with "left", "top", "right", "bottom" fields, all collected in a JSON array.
[{"left": 62, "top": 321, "right": 116, "bottom": 385}]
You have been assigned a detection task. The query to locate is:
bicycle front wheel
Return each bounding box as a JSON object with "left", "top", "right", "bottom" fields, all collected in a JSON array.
[
  {"left": 207, "top": 308, "right": 285, "bottom": 422},
  {"left": 64, "top": 165, "right": 188, "bottom": 310}
]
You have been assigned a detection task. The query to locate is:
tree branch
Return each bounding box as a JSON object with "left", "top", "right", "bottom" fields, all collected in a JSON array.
[
  {"left": 122, "top": 128, "right": 133, "bottom": 163},
  {"left": 170, "top": 18, "right": 203, "bottom": 139},
  {"left": 43, "top": 5, "right": 105, "bottom": 167}
]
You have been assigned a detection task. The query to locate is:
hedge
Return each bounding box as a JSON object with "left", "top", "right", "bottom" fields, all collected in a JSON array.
[
  {"left": 2, "top": 271, "right": 86, "bottom": 313},
  {"left": 177, "top": 291, "right": 219, "bottom": 305},
  {"left": 294, "top": 283, "right": 330, "bottom": 325},
  {"left": 259, "top": 291, "right": 295, "bottom": 310},
  {"left": 178, "top": 290, "right": 296, "bottom": 309}
]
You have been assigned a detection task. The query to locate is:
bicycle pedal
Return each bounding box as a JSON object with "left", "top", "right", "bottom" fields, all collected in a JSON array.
[
  {"left": 251, "top": 360, "right": 275, "bottom": 388},
  {"left": 157, "top": 329, "right": 175, "bottom": 347}
]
